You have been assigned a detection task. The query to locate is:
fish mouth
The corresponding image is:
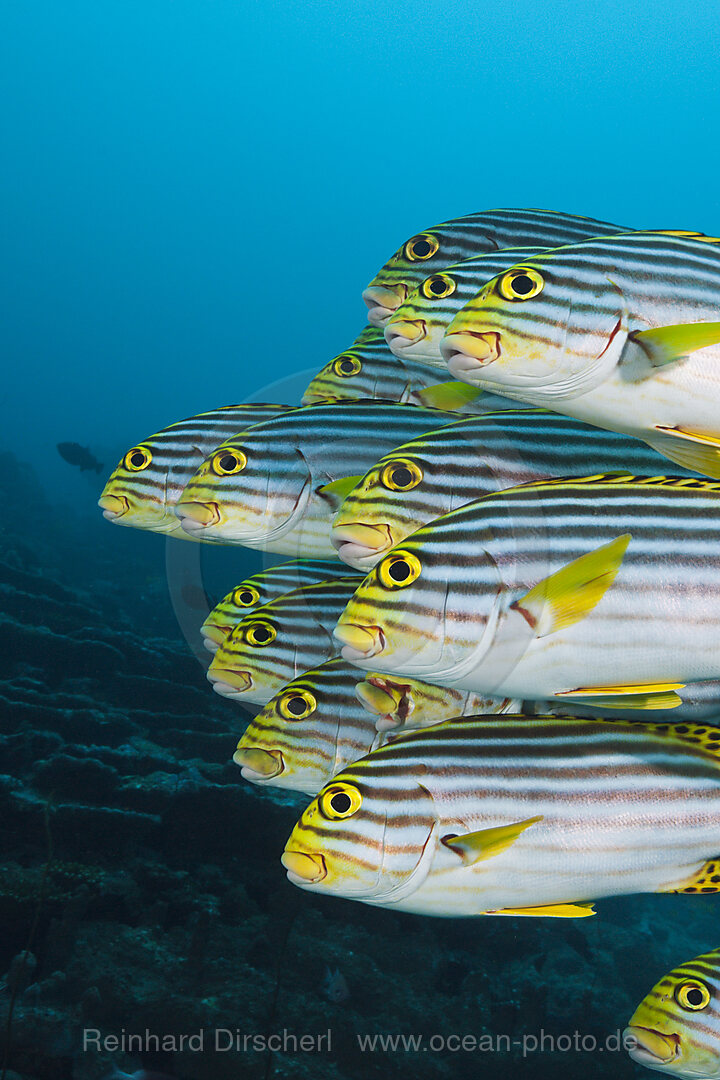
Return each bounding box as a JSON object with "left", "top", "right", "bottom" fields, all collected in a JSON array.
[
  {"left": 334, "top": 622, "right": 385, "bottom": 661},
  {"left": 98, "top": 494, "right": 130, "bottom": 520},
  {"left": 362, "top": 284, "right": 407, "bottom": 327},
  {"left": 385, "top": 318, "right": 427, "bottom": 355},
  {"left": 281, "top": 849, "right": 327, "bottom": 884},
  {"left": 207, "top": 663, "right": 254, "bottom": 696},
  {"left": 356, "top": 676, "right": 409, "bottom": 731},
  {"left": 201, "top": 624, "right": 232, "bottom": 652},
  {"left": 441, "top": 331, "right": 501, "bottom": 379},
  {"left": 175, "top": 500, "right": 221, "bottom": 534},
  {"left": 624, "top": 1026, "right": 680, "bottom": 1066},
  {"left": 233, "top": 746, "right": 284, "bottom": 781},
  {"left": 332, "top": 521, "right": 394, "bottom": 567}
]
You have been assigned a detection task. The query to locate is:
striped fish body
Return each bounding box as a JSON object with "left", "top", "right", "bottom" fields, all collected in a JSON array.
[
  {"left": 283, "top": 715, "right": 720, "bottom": 917},
  {"left": 207, "top": 577, "right": 362, "bottom": 705},
  {"left": 234, "top": 658, "right": 388, "bottom": 794},
  {"left": 440, "top": 232, "right": 720, "bottom": 477},
  {"left": 332, "top": 410, "right": 698, "bottom": 570},
  {"left": 626, "top": 946, "right": 720, "bottom": 1076},
  {"left": 384, "top": 247, "right": 545, "bottom": 368},
  {"left": 98, "top": 402, "right": 290, "bottom": 537},
  {"left": 334, "top": 476, "right": 720, "bottom": 703},
  {"left": 362, "top": 208, "right": 628, "bottom": 326},
  {"left": 175, "top": 402, "right": 460, "bottom": 558},
  {"left": 201, "top": 559, "right": 356, "bottom": 651}
]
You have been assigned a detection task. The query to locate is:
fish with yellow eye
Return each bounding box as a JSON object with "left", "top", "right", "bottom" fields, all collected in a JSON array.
[
  {"left": 175, "top": 402, "right": 460, "bottom": 558},
  {"left": 439, "top": 231, "right": 720, "bottom": 478},
  {"left": 331, "top": 409, "right": 697, "bottom": 570},
  {"left": 207, "top": 577, "right": 362, "bottom": 705},
  {"left": 302, "top": 325, "right": 512, "bottom": 413},
  {"left": 334, "top": 474, "right": 720, "bottom": 710},
  {"left": 626, "top": 946, "right": 720, "bottom": 1077},
  {"left": 201, "top": 559, "right": 356, "bottom": 652},
  {"left": 98, "top": 402, "right": 291, "bottom": 537},
  {"left": 362, "top": 207, "right": 628, "bottom": 326},
  {"left": 282, "top": 715, "right": 720, "bottom": 918},
  {"left": 384, "top": 247, "right": 545, "bottom": 367},
  {"left": 233, "top": 658, "right": 391, "bottom": 794}
]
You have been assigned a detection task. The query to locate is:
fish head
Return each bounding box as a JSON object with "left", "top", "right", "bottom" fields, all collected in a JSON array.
[
  {"left": 175, "top": 425, "right": 313, "bottom": 551},
  {"left": 206, "top": 610, "right": 284, "bottom": 705},
  {"left": 626, "top": 950, "right": 720, "bottom": 1076},
  {"left": 302, "top": 327, "right": 408, "bottom": 404},
  {"left": 441, "top": 252, "right": 627, "bottom": 400},
  {"left": 234, "top": 660, "right": 375, "bottom": 794},
  {"left": 200, "top": 580, "right": 264, "bottom": 652},
  {"left": 334, "top": 526, "right": 503, "bottom": 681},
  {"left": 282, "top": 756, "right": 438, "bottom": 901},
  {"left": 99, "top": 438, "right": 184, "bottom": 535},
  {"left": 356, "top": 673, "right": 468, "bottom": 732}
]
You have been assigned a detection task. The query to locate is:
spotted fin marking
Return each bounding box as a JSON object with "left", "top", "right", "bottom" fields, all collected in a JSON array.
[
  {"left": 510, "top": 534, "right": 631, "bottom": 638},
  {"left": 631, "top": 321, "right": 720, "bottom": 367},
  {"left": 556, "top": 683, "right": 685, "bottom": 710},
  {"left": 666, "top": 858, "right": 720, "bottom": 895},
  {"left": 442, "top": 815, "right": 543, "bottom": 866},
  {"left": 649, "top": 427, "right": 720, "bottom": 480},
  {"left": 488, "top": 903, "right": 596, "bottom": 918},
  {"left": 316, "top": 475, "right": 363, "bottom": 512},
  {"left": 414, "top": 382, "right": 483, "bottom": 410}
]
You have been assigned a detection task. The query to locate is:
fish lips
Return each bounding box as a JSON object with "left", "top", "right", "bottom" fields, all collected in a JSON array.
[
  {"left": 332, "top": 521, "right": 394, "bottom": 568},
  {"left": 362, "top": 284, "right": 407, "bottom": 327},
  {"left": 334, "top": 622, "right": 386, "bottom": 662},
  {"left": 624, "top": 1026, "right": 680, "bottom": 1067},
  {"left": 441, "top": 332, "right": 501, "bottom": 381}
]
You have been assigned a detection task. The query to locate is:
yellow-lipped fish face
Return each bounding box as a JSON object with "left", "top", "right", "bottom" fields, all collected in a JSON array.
[
  {"left": 626, "top": 947, "right": 720, "bottom": 1077},
  {"left": 99, "top": 403, "right": 286, "bottom": 537},
  {"left": 281, "top": 758, "right": 437, "bottom": 900},
  {"left": 233, "top": 658, "right": 383, "bottom": 794}
]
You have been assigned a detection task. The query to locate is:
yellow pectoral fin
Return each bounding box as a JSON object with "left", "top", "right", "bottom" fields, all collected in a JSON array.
[
  {"left": 442, "top": 815, "right": 543, "bottom": 866},
  {"left": 415, "top": 381, "right": 484, "bottom": 411},
  {"left": 650, "top": 427, "right": 720, "bottom": 479},
  {"left": 511, "top": 534, "right": 631, "bottom": 638},
  {"left": 489, "top": 903, "right": 596, "bottom": 919},
  {"left": 632, "top": 321, "right": 720, "bottom": 366},
  {"left": 556, "top": 683, "right": 685, "bottom": 710},
  {"left": 316, "top": 475, "right": 363, "bottom": 511}
]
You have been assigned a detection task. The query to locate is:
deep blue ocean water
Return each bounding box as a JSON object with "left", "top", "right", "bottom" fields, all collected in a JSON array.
[{"left": 3, "top": 2, "right": 720, "bottom": 1077}]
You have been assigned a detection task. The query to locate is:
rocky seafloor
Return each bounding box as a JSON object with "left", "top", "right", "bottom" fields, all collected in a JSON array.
[{"left": 1, "top": 451, "right": 719, "bottom": 1080}]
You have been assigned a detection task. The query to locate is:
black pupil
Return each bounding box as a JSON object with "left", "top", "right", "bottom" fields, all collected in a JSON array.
[
  {"left": 413, "top": 239, "right": 431, "bottom": 257},
  {"left": 288, "top": 696, "right": 307, "bottom": 716},
  {"left": 131, "top": 451, "right": 145, "bottom": 467},
  {"left": 512, "top": 274, "right": 534, "bottom": 296},
  {"left": 390, "top": 560, "right": 411, "bottom": 582},
  {"left": 392, "top": 467, "right": 413, "bottom": 488},
  {"left": 239, "top": 591, "right": 254, "bottom": 605},
  {"left": 220, "top": 454, "right": 237, "bottom": 471},
  {"left": 253, "top": 626, "right": 271, "bottom": 643},
  {"left": 331, "top": 792, "right": 352, "bottom": 814},
  {"left": 687, "top": 987, "right": 704, "bottom": 1005},
  {"left": 429, "top": 277, "right": 446, "bottom": 295},
  {"left": 339, "top": 358, "right": 355, "bottom": 373}
]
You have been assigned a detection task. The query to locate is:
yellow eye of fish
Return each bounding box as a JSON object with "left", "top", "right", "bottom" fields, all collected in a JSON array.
[
  {"left": 279, "top": 689, "right": 317, "bottom": 720},
  {"left": 212, "top": 448, "right": 247, "bottom": 476},
  {"left": 232, "top": 585, "right": 260, "bottom": 608},
  {"left": 421, "top": 273, "right": 456, "bottom": 300},
  {"left": 244, "top": 621, "right": 277, "bottom": 647},
  {"left": 676, "top": 981, "right": 711, "bottom": 1010},
  {"left": 405, "top": 233, "right": 440, "bottom": 262},
  {"left": 124, "top": 446, "right": 152, "bottom": 471},
  {"left": 497, "top": 267, "right": 544, "bottom": 301},
  {"left": 381, "top": 459, "right": 423, "bottom": 492},
  {"left": 378, "top": 551, "right": 422, "bottom": 589},
  {"left": 319, "top": 782, "right": 363, "bottom": 820},
  {"left": 332, "top": 355, "right": 362, "bottom": 377}
]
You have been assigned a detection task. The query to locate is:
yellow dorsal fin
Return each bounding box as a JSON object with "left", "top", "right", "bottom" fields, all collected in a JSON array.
[
  {"left": 556, "top": 683, "right": 684, "bottom": 710},
  {"left": 442, "top": 815, "right": 543, "bottom": 866},
  {"left": 631, "top": 322, "right": 720, "bottom": 367},
  {"left": 510, "top": 535, "right": 630, "bottom": 638},
  {"left": 414, "top": 381, "right": 483, "bottom": 410},
  {"left": 499, "top": 473, "right": 720, "bottom": 496},
  {"left": 316, "top": 475, "right": 363, "bottom": 510},
  {"left": 489, "top": 903, "right": 596, "bottom": 918}
]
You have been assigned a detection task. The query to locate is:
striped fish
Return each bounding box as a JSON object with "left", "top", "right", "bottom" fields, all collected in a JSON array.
[
  {"left": 439, "top": 231, "right": 720, "bottom": 478},
  {"left": 334, "top": 475, "right": 720, "bottom": 709},
  {"left": 331, "top": 410, "right": 698, "bottom": 570},
  {"left": 282, "top": 715, "right": 720, "bottom": 917},
  {"left": 626, "top": 946, "right": 720, "bottom": 1076},
  {"left": 362, "top": 208, "right": 628, "bottom": 326},
  {"left": 384, "top": 247, "right": 545, "bottom": 368},
  {"left": 207, "top": 577, "right": 362, "bottom": 705},
  {"left": 233, "top": 658, "right": 388, "bottom": 794},
  {"left": 98, "top": 402, "right": 290, "bottom": 538},
  {"left": 175, "top": 402, "right": 461, "bottom": 558},
  {"left": 302, "top": 325, "right": 513, "bottom": 413},
  {"left": 356, "top": 672, "right": 516, "bottom": 732}
]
